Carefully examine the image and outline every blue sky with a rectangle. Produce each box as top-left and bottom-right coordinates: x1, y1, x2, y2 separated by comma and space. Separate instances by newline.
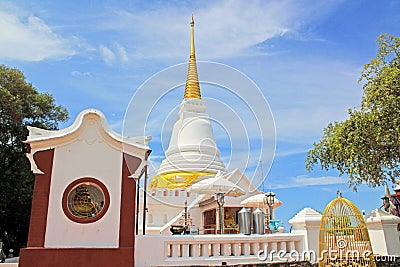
1, 0, 400, 227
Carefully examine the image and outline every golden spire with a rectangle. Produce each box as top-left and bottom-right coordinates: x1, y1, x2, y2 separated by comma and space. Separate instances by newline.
184, 14, 201, 99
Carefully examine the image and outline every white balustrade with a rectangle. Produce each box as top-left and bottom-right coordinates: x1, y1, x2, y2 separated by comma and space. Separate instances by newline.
135, 233, 305, 267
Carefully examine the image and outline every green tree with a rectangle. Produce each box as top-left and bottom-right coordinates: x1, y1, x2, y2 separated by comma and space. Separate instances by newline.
0, 65, 68, 255
306, 34, 400, 189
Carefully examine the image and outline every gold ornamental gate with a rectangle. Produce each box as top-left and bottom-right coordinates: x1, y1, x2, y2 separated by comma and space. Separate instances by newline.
319, 193, 376, 267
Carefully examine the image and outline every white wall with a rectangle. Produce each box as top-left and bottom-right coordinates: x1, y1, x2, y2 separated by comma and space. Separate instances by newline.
365, 209, 400, 256
45, 119, 122, 248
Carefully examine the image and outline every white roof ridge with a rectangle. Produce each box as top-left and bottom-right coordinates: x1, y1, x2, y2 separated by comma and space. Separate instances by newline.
26, 108, 151, 149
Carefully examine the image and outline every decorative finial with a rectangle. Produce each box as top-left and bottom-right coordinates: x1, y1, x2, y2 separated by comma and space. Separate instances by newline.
336, 190, 342, 198
385, 184, 391, 198
184, 14, 201, 99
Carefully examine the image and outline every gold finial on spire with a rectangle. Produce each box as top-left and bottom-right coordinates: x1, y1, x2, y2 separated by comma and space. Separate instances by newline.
184, 14, 201, 99
190, 14, 195, 57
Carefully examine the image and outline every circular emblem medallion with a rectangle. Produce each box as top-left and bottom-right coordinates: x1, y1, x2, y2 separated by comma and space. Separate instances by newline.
62, 178, 110, 223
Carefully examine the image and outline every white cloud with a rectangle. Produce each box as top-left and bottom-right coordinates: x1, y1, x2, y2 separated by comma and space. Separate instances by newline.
0, 11, 75, 61
98, 43, 129, 64
98, 0, 342, 59
71, 70, 91, 77
273, 175, 347, 189
115, 43, 129, 62
99, 44, 116, 65
275, 148, 308, 158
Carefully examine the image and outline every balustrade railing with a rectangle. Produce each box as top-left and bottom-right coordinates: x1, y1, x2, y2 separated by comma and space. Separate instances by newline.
135, 233, 305, 266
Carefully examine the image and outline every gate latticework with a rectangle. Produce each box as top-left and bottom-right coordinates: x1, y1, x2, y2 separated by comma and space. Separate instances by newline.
319, 194, 376, 267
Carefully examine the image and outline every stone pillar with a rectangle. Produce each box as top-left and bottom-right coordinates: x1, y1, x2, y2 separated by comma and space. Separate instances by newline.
365, 208, 400, 256
289, 207, 322, 261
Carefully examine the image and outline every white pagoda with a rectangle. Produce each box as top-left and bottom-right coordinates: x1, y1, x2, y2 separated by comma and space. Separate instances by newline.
140, 16, 262, 235
150, 15, 225, 189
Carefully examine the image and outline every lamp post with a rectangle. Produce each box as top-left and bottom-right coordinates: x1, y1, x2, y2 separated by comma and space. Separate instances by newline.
132, 171, 144, 235
134, 175, 140, 235
264, 191, 275, 234
263, 195, 269, 233
142, 151, 151, 235
216, 192, 225, 234
179, 200, 193, 234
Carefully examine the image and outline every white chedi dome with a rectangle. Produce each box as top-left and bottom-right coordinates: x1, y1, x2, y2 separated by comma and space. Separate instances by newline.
157, 98, 226, 175
149, 15, 225, 189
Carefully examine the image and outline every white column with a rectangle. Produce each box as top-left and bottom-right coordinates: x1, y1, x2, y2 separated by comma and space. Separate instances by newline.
191, 244, 199, 258
182, 244, 189, 258
250, 242, 260, 255
221, 243, 230, 256
201, 243, 209, 257
211, 243, 220, 256
171, 244, 179, 258
260, 242, 269, 256
242, 242, 250, 255
232, 243, 241, 256
269, 242, 277, 253
365, 208, 400, 256
287, 241, 295, 252
279, 241, 287, 252
289, 207, 321, 258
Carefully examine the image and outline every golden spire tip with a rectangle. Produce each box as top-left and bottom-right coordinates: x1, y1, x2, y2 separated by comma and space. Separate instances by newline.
184, 14, 201, 99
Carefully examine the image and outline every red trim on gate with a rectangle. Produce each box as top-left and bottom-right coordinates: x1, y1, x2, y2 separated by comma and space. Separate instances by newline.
27, 149, 54, 247
119, 154, 141, 247
61, 177, 110, 224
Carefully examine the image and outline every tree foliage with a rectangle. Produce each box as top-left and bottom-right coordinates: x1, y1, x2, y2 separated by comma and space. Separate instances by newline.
0, 65, 68, 254
306, 34, 400, 189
